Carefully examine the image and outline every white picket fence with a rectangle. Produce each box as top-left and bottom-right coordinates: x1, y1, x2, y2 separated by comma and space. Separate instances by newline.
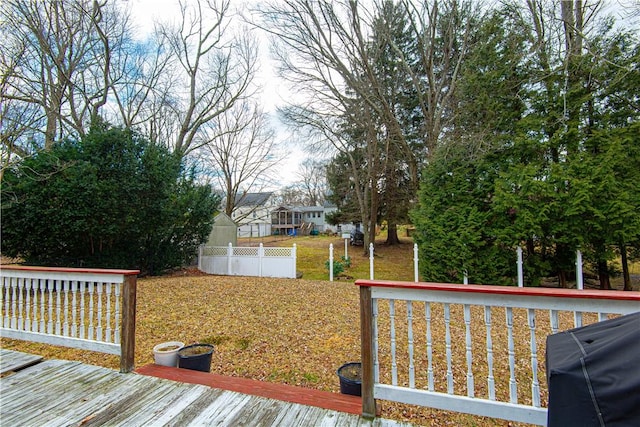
198, 243, 297, 279
330, 243, 590, 287
0, 266, 138, 372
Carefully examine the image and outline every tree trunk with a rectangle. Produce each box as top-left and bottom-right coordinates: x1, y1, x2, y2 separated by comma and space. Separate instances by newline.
558, 270, 568, 288
385, 223, 400, 245
597, 259, 612, 290
620, 242, 632, 291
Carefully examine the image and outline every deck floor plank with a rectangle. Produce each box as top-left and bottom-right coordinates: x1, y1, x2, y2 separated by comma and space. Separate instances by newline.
0, 349, 44, 374
0, 354, 414, 426
221, 395, 287, 427
159, 387, 230, 427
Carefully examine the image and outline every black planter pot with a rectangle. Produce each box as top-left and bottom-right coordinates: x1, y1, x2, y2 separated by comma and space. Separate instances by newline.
337, 362, 362, 396
177, 344, 214, 372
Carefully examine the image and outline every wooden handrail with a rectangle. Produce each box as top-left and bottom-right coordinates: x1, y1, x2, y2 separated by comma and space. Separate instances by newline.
355, 279, 640, 301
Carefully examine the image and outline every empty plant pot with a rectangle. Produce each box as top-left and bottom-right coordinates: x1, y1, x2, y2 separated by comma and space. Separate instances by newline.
153, 341, 184, 367
177, 343, 214, 372
337, 362, 362, 396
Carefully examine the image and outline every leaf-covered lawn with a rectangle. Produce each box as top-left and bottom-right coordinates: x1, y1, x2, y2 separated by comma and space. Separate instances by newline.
2, 236, 536, 426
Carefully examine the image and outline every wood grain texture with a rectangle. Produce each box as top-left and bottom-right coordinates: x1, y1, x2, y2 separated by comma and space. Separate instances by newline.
136, 363, 363, 415
0, 349, 43, 374
1, 350, 412, 427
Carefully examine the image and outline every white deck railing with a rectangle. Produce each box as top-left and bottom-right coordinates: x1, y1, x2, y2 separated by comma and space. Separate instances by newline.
0, 266, 138, 372
356, 280, 640, 425
198, 243, 297, 278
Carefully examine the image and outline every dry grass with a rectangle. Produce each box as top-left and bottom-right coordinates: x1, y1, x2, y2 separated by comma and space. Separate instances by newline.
1, 233, 632, 426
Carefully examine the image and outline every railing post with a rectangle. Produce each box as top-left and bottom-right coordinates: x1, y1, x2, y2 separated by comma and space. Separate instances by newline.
360, 285, 377, 418
344, 236, 349, 261
576, 250, 584, 290
329, 244, 334, 282
259, 243, 264, 277
120, 274, 137, 373
292, 244, 297, 279
517, 246, 524, 287
369, 243, 374, 280
413, 243, 419, 282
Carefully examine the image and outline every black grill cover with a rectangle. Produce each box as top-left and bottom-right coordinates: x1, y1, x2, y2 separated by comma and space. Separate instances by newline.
546, 311, 640, 427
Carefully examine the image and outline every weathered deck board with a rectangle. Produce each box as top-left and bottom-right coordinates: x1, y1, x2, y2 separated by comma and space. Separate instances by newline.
0, 352, 413, 426
136, 363, 363, 415
0, 349, 44, 374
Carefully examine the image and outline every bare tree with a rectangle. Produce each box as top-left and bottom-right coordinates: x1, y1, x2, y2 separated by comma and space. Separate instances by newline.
276, 158, 328, 206
107, 31, 175, 137
1, 0, 127, 149
200, 98, 283, 221
296, 158, 328, 206
0, 34, 42, 180
154, 0, 259, 158
255, 0, 480, 250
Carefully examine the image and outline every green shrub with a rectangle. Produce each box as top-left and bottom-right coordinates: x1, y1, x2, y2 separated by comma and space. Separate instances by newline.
325, 259, 345, 276
1, 121, 219, 275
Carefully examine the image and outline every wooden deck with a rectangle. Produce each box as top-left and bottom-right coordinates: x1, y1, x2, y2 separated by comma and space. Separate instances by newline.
0, 350, 413, 426
136, 364, 364, 415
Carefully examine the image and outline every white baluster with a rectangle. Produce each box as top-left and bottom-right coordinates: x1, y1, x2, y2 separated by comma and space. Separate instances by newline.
31, 279, 39, 331
464, 304, 474, 397
71, 281, 78, 337
528, 309, 540, 407
574, 311, 583, 328
445, 303, 453, 394
17, 278, 25, 330
25, 279, 32, 332
47, 280, 54, 334
506, 307, 518, 403
96, 282, 103, 341
88, 282, 95, 339
549, 310, 559, 334
390, 299, 398, 385
105, 283, 112, 342
485, 306, 495, 400
1, 277, 7, 327
80, 281, 86, 339
407, 301, 415, 388
114, 282, 121, 344
10, 278, 17, 329
63, 280, 70, 336
39, 280, 46, 333
55, 280, 62, 335
425, 302, 434, 391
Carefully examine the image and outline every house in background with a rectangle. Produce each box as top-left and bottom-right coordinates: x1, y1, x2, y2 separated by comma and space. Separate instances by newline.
232, 192, 277, 238
271, 205, 303, 236
270, 202, 355, 235
229, 192, 356, 238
